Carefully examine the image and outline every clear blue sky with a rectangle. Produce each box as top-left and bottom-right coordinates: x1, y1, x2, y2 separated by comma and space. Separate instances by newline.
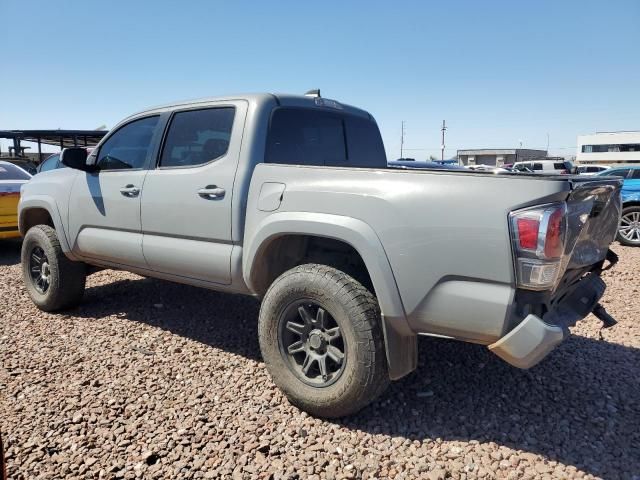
1, 0, 638, 159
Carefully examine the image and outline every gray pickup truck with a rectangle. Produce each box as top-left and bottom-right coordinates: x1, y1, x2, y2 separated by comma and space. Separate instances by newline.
18, 92, 621, 417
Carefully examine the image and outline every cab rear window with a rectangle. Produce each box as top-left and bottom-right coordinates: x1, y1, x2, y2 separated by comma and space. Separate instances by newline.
265, 108, 386, 168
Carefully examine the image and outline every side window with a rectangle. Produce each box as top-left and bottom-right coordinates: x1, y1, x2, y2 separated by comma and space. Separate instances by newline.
159, 107, 235, 168
97, 116, 159, 170
532, 163, 543, 171
40, 154, 60, 172
630, 169, 640, 179
553, 162, 565, 170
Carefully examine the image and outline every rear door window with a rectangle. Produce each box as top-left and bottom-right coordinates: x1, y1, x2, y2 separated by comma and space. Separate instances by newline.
532, 163, 543, 171
630, 169, 640, 179
265, 108, 386, 168
159, 107, 235, 168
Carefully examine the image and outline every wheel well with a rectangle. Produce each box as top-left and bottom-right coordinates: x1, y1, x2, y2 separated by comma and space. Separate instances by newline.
623, 201, 640, 209
252, 235, 374, 296
20, 208, 54, 235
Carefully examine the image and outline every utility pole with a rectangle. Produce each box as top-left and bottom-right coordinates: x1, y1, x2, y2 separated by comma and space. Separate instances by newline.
441, 120, 447, 161
400, 121, 405, 159
546, 133, 550, 153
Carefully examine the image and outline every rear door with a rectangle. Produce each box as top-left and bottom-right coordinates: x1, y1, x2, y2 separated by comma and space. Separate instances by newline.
68, 115, 161, 267
140, 101, 247, 285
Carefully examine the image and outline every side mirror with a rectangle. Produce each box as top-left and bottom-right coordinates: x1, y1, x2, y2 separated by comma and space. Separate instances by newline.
60, 147, 94, 172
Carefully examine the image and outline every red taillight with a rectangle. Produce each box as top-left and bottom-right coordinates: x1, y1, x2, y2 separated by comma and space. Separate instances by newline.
544, 207, 564, 258
517, 218, 539, 249
510, 203, 568, 290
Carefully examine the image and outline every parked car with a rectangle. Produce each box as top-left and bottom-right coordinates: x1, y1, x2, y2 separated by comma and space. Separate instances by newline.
576, 165, 610, 175
465, 164, 513, 174
0, 157, 37, 175
513, 160, 573, 174
18, 93, 622, 417
388, 159, 465, 170
0, 160, 32, 239
36, 149, 93, 174
596, 166, 640, 246
36, 153, 62, 173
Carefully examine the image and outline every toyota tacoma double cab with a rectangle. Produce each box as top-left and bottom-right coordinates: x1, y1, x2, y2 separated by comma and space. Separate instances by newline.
18, 92, 622, 417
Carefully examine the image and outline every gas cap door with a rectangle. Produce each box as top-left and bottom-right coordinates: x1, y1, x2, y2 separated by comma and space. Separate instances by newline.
258, 182, 285, 212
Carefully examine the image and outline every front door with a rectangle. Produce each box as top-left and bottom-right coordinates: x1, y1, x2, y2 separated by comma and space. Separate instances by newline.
68, 115, 161, 268
141, 102, 247, 284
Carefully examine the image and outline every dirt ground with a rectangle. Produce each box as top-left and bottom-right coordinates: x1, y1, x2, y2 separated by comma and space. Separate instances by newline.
1, 239, 638, 479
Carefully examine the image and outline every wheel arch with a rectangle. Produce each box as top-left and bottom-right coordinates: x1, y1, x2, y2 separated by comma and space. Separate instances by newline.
244, 212, 417, 380
19, 196, 73, 255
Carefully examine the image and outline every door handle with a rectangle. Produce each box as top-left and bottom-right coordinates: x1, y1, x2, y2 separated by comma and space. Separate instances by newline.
198, 185, 225, 199
120, 185, 140, 197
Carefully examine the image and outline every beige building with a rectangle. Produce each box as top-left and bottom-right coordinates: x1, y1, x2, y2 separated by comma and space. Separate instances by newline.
457, 149, 548, 167
576, 131, 640, 165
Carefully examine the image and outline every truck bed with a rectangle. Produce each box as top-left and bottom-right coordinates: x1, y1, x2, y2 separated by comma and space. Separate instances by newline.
244, 164, 621, 344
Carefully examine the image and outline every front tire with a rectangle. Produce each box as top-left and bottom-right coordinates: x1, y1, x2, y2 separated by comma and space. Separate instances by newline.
21, 225, 86, 311
617, 206, 640, 247
258, 264, 389, 418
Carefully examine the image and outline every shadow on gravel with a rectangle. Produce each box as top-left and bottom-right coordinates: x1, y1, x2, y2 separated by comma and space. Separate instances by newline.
0, 239, 21, 266
76, 276, 638, 479
77, 276, 262, 361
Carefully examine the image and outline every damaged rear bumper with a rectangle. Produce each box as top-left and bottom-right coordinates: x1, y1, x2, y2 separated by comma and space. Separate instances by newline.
488, 273, 612, 369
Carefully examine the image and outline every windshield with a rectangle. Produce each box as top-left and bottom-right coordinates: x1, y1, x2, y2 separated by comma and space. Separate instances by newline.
0, 163, 31, 181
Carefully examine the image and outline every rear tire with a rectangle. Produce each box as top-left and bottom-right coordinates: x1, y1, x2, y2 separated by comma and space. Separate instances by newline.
21, 225, 86, 311
617, 206, 640, 247
258, 264, 389, 418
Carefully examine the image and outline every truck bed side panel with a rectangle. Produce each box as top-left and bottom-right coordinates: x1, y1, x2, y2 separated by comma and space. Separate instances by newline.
244, 165, 571, 342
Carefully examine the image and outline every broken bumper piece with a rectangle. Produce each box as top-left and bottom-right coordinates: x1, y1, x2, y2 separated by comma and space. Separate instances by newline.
488, 273, 615, 369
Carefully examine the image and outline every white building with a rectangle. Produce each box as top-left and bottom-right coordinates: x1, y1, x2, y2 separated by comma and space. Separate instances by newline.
576, 131, 640, 165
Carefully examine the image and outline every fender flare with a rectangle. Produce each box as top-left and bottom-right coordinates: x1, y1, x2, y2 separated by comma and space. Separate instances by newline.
243, 211, 417, 379
19, 196, 76, 258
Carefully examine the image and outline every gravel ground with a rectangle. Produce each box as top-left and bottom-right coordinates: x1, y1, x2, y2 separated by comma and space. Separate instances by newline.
1, 240, 638, 480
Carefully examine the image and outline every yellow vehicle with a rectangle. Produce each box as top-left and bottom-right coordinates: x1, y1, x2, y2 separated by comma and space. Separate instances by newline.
0, 161, 31, 239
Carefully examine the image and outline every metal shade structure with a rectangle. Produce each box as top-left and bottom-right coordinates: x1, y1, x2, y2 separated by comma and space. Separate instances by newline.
0, 129, 108, 162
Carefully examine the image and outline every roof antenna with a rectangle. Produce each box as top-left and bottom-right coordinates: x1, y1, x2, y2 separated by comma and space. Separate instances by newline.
304, 89, 321, 98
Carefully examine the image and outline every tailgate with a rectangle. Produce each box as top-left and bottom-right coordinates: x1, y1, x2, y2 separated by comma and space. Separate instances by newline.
564, 177, 622, 269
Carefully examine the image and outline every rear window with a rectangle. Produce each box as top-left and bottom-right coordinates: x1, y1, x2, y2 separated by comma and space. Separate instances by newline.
0, 163, 31, 180
265, 108, 386, 168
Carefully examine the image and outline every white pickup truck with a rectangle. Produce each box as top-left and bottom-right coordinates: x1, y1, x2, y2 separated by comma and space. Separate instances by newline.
18, 92, 621, 417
